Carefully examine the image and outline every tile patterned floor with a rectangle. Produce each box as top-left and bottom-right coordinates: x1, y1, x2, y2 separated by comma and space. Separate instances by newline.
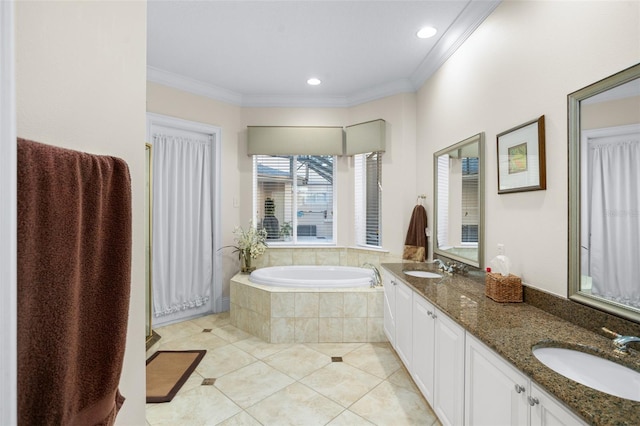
146, 313, 441, 426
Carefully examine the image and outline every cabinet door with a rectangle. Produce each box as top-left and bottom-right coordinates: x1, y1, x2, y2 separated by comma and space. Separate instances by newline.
382, 270, 396, 346
433, 309, 465, 426
394, 280, 413, 369
412, 295, 436, 405
529, 382, 586, 426
465, 333, 528, 426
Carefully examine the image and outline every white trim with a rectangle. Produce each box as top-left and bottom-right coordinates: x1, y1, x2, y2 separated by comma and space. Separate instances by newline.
146, 113, 225, 313
147, 66, 243, 106
410, 0, 501, 89
0, 1, 17, 424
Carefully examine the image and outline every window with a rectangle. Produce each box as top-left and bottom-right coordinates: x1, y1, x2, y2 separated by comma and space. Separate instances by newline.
354, 152, 382, 247
461, 157, 479, 244
254, 155, 335, 244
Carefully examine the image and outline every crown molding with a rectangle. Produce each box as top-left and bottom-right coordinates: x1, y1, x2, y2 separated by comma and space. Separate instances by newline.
409, 0, 501, 90
241, 94, 350, 108
147, 66, 244, 106
345, 79, 415, 107
148, 66, 416, 108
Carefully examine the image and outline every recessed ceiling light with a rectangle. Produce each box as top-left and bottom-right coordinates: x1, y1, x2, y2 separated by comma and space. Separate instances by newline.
307, 78, 322, 86
417, 26, 437, 39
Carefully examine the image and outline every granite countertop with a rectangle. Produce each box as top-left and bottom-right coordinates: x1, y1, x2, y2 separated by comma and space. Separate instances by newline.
381, 262, 640, 426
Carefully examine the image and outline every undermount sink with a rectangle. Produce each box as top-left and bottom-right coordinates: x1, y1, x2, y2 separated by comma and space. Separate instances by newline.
403, 270, 442, 279
532, 346, 640, 402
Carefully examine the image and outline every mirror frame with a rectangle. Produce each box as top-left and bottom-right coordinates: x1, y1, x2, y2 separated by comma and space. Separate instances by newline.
568, 63, 640, 323
433, 133, 485, 269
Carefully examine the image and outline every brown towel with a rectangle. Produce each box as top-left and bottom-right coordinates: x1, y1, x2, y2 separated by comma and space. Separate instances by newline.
403, 204, 428, 261
17, 138, 132, 426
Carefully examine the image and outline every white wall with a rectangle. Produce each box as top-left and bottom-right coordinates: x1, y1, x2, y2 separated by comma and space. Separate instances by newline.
416, 0, 640, 297
15, 2, 147, 424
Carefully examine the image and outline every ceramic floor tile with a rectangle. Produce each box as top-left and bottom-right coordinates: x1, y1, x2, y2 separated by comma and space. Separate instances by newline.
214, 361, 295, 408
304, 342, 364, 357
300, 362, 383, 407
195, 344, 258, 378
350, 381, 438, 426
232, 335, 292, 359
246, 382, 344, 426
326, 409, 375, 426
146, 313, 440, 426
145, 385, 241, 426
387, 367, 421, 395
215, 410, 262, 426
190, 312, 230, 329
210, 323, 253, 343
154, 320, 204, 344
158, 331, 229, 352
263, 344, 331, 380
342, 343, 402, 379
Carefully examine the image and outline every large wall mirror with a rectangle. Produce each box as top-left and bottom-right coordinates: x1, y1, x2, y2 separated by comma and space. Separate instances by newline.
433, 133, 485, 268
569, 63, 640, 323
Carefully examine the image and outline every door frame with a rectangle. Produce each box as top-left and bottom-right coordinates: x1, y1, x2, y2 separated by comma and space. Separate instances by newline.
1, 1, 17, 423
146, 112, 224, 313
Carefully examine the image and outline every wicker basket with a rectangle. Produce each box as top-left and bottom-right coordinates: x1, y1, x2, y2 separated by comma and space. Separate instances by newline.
485, 273, 522, 303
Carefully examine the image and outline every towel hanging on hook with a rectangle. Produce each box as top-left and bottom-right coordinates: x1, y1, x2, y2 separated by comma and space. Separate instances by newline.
404, 200, 428, 262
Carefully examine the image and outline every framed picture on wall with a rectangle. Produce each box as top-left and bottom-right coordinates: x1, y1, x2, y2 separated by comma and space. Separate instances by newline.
497, 115, 546, 194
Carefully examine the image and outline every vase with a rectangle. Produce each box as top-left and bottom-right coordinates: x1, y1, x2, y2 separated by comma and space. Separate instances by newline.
240, 250, 255, 273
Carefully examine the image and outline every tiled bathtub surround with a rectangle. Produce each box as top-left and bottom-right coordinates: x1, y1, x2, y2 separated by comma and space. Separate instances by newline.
253, 246, 404, 269
231, 274, 385, 343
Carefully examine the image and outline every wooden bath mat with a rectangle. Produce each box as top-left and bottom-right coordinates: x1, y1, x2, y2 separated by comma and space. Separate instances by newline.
146, 350, 206, 403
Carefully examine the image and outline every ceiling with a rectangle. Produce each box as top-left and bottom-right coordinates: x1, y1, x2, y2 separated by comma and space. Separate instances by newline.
147, 0, 500, 108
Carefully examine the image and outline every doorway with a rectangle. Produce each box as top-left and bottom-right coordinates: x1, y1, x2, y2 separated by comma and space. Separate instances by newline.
146, 113, 222, 327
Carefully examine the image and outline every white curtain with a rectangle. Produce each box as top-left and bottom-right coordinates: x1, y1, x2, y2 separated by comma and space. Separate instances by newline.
589, 138, 640, 308
152, 131, 213, 318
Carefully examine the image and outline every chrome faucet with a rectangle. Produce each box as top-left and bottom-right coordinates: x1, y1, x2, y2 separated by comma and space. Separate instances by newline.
434, 259, 450, 272
362, 263, 382, 288
603, 327, 640, 354
613, 335, 640, 354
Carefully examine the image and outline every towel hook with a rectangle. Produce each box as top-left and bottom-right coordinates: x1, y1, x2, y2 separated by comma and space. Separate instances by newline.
416, 194, 426, 205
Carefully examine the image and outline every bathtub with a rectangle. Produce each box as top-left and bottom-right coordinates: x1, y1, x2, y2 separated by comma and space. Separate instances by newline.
249, 265, 374, 288
230, 265, 385, 344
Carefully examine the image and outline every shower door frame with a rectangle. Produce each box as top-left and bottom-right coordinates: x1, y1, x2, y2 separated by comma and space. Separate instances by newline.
0, 1, 17, 423
146, 113, 223, 316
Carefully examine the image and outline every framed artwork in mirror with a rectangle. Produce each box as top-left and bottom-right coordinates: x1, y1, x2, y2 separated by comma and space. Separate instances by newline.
497, 115, 546, 194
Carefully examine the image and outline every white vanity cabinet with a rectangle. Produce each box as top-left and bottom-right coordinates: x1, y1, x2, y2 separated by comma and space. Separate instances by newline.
465, 333, 586, 426
382, 269, 414, 369
529, 382, 586, 426
465, 332, 529, 425
394, 279, 414, 369
382, 271, 396, 346
432, 306, 466, 426
412, 295, 436, 405
410, 287, 466, 426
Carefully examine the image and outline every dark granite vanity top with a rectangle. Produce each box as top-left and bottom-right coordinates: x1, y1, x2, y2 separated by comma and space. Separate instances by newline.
381, 262, 640, 426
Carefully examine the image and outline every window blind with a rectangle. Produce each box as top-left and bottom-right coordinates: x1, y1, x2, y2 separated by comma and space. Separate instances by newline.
355, 152, 382, 247
437, 155, 449, 248
461, 157, 479, 243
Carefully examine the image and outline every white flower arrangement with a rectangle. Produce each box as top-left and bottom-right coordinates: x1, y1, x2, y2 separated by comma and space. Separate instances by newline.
233, 222, 268, 259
